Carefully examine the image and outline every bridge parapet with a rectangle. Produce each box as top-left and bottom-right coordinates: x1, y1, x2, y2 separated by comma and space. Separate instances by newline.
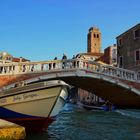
0, 59, 139, 83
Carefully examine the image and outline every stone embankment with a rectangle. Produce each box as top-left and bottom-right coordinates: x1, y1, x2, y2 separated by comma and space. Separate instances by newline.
0, 119, 26, 139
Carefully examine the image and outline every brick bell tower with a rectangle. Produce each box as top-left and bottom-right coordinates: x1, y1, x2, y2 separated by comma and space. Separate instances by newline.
87, 26, 101, 53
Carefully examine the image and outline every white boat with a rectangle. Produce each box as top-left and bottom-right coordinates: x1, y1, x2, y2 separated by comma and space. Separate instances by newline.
0, 80, 69, 132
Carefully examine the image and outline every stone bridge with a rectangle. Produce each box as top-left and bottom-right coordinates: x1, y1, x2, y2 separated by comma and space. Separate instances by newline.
0, 59, 140, 108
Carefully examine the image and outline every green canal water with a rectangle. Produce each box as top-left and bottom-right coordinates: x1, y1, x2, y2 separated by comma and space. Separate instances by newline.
26, 103, 140, 140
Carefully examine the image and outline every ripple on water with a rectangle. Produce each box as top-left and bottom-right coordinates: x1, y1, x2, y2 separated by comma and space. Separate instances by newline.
116, 109, 140, 119
26, 103, 140, 140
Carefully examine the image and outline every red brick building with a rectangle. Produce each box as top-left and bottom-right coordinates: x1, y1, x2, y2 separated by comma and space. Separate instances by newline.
103, 44, 117, 66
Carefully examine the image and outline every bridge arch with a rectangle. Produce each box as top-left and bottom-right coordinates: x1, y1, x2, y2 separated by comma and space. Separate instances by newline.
1, 59, 140, 108
31, 68, 140, 108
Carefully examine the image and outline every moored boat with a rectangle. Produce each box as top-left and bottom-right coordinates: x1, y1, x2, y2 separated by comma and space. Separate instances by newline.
0, 79, 69, 132
77, 100, 116, 111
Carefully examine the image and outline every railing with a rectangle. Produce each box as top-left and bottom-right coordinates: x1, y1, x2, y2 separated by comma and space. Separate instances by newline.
0, 59, 139, 82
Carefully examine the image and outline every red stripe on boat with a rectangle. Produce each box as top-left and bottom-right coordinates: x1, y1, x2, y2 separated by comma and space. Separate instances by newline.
6, 117, 56, 132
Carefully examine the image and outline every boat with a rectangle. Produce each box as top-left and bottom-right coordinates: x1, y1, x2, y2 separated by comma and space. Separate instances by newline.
77, 100, 116, 111
77, 89, 116, 111
0, 79, 69, 132
78, 102, 109, 111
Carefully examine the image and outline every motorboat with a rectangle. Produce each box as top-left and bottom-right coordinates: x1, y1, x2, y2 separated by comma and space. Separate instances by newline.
0, 79, 69, 132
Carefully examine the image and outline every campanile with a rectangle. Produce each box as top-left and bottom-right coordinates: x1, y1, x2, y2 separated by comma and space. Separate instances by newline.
87, 27, 101, 53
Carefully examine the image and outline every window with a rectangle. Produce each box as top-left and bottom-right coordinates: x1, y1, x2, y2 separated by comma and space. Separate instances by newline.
97, 34, 99, 38
112, 58, 116, 63
134, 29, 140, 39
118, 38, 122, 46
0, 55, 2, 60
94, 34, 96, 38
119, 56, 123, 68
135, 50, 140, 61
7, 56, 12, 61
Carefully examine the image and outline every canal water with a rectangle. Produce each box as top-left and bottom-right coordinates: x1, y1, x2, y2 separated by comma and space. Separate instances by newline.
26, 103, 140, 140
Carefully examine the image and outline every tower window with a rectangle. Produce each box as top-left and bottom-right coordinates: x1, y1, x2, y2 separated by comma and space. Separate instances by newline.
94, 34, 96, 38
97, 34, 99, 38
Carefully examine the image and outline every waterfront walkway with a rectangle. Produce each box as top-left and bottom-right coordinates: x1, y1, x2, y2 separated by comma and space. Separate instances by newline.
0, 59, 140, 107
0, 119, 25, 139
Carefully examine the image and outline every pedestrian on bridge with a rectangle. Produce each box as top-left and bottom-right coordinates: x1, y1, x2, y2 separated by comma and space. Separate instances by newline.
62, 54, 67, 69
72, 55, 76, 68
54, 57, 57, 60
53, 57, 57, 69
62, 54, 67, 60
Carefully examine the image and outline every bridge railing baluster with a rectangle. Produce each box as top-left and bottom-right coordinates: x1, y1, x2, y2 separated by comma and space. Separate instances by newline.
0, 58, 139, 83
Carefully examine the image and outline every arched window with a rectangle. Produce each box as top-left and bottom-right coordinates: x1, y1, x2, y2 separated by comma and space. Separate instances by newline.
94, 34, 96, 38
97, 34, 99, 38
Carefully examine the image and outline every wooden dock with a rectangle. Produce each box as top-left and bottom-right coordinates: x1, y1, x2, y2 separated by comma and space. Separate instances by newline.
0, 119, 26, 139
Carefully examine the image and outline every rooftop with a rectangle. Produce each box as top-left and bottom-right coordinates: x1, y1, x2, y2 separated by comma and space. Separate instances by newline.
116, 23, 140, 38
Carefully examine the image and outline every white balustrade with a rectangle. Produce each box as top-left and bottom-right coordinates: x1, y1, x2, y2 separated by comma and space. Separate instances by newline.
0, 59, 139, 82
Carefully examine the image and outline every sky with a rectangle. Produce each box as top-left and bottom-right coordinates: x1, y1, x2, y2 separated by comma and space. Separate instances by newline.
0, 0, 140, 61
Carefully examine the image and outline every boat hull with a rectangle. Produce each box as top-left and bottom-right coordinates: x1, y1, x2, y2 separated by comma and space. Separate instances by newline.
0, 80, 68, 131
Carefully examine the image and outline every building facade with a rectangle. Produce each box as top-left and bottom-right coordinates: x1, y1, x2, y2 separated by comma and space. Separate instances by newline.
103, 44, 117, 66
76, 52, 103, 61
87, 27, 101, 53
0, 51, 30, 63
0, 52, 13, 63
116, 23, 140, 72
